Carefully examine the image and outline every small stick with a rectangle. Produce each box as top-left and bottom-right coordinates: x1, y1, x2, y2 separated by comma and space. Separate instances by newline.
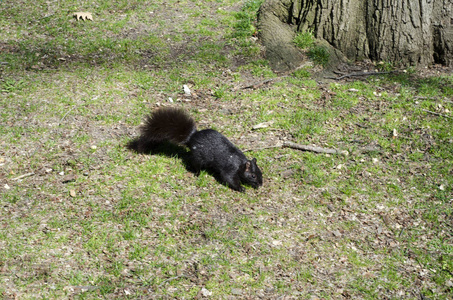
60, 106, 77, 124
242, 79, 275, 89
332, 71, 397, 80
12, 172, 35, 181
283, 141, 348, 155
158, 275, 187, 287
422, 109, 452, 119
41, 13, 55, 19
241, 75, 289, 90
244, 142, 348, 155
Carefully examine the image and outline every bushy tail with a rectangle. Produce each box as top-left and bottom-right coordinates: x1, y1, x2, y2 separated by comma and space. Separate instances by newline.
142, 107, 197, 144
127, 107, 197, 153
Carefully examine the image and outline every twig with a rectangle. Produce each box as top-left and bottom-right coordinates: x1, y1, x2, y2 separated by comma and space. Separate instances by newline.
158, 275, 187, 287
422, 109, 453, 119
244, 142, 348, 155
60, 106, 77, 124
60, 96, 98, 124
241, 75, 289, 90
12, 172, 35, 181
72, 286, 99, 292
242, 79, 275, 89
283, 141, 348, 155
41, 13, 55, 19
331, 71, 397, 80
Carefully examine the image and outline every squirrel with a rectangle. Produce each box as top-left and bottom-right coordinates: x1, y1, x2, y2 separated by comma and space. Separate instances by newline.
128, 107, 263, 192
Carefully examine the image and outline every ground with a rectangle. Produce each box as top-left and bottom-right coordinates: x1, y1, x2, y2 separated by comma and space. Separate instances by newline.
0, 0, 452, 299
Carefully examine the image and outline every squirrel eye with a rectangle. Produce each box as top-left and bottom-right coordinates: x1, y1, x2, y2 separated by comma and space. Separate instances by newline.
251, 174, 256, 179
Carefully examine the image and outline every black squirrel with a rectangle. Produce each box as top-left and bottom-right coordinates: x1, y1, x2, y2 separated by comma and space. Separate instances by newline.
128, 107, 263, 192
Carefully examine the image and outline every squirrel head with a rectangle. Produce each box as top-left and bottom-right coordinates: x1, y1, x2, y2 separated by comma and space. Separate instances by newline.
240, 158, 263, 189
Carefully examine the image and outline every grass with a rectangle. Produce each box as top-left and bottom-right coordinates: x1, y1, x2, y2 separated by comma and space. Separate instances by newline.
293, 30, 315, 50
294, 30, 330, 66
307, 45, 330, 66
1, 0, 453, 299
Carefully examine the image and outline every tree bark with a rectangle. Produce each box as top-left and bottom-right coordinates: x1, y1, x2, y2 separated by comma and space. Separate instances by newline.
258, 0, 453, 70
257, 0, 305, 71
432, 0, 453, 66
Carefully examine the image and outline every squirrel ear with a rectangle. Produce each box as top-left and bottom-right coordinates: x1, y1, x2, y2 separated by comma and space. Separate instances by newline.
245, 160, 251, 172
252, 158, 257, 163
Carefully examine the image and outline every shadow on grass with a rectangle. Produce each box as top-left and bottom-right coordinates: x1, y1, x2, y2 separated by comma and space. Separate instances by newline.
126, 138, 236, 190
386, 72, 453, 95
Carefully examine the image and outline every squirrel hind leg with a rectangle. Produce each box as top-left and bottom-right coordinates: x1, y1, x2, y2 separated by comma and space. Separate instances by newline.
187, 154, 207, 176
188, 161, 202, 176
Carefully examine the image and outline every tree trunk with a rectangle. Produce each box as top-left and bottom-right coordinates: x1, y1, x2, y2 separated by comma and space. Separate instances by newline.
257, 0, 306, 72
258, 0, 453, 71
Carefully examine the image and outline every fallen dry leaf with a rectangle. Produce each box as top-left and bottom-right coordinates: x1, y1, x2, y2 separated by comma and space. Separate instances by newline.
252, 121, 274, 130
73, 12, 93, 21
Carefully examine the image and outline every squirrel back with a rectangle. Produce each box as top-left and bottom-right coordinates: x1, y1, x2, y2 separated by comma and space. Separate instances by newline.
128, 107, 263, 192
